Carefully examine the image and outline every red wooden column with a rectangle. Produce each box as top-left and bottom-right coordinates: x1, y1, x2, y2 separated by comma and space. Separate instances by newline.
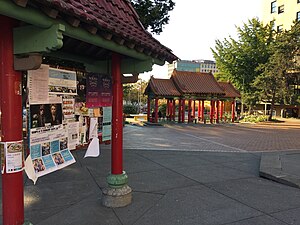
216, 100, 220, 123
147, 97, 151, 122
231, 99, 236, 122
0, 16, 24, 225
201, 100, 205, 122
181, 99, 185, 123
169, 100, 173, 121
188, 99, 192, 123
198, 100, 201, 121
210, 100, 214, 124
220, 101, 224, 121
172, 99, 176, 121
111, 53, 124, 175
193, 100, 196, 120
178, 99, 181, 123
154, 98, 158, 123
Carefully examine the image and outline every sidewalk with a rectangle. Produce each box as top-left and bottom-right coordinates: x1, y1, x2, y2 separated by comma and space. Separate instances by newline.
1, 121, 300, 225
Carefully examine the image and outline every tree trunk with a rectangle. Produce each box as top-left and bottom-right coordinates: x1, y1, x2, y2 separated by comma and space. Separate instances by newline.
268, 91, 276, 121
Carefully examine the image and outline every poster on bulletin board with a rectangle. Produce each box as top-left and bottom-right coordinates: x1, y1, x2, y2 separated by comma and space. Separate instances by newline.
86, 73, 112, 108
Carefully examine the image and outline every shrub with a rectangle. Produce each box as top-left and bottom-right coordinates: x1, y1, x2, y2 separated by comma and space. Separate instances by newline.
123, 104, 138, 115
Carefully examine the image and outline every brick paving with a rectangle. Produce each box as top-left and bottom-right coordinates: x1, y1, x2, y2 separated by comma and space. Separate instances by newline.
124, 119, 300, 153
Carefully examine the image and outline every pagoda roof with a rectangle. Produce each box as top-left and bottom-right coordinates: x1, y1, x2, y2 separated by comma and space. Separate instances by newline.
218, 82, 241, 98
145, 70, 241, 99
171, 70, 225, 95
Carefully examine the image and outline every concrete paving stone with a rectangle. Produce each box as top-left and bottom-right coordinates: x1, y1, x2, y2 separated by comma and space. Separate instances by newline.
114, 192, 164, 225
133, 185, 261, 225
24, 179, 100, 213
208, 177, 300, 214
173, 163, 255, 184
220, 159, 261, 176
33, 193, 122, 225
227, 215, 287, 225
136, 151, 213, 169
198, 152, 260, 164
125, 168, 199, 193
281, 153, 300, 177
271, 207, 300, 225
122, 153, 164, 173
25, 165, 94, 186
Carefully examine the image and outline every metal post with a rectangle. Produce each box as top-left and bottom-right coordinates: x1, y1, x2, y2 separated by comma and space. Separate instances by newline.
0, 15, 24, 225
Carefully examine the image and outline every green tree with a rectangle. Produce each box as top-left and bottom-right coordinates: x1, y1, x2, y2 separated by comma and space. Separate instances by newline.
212, 18, 274, 108
254, 22, 300, 120
131, 0, 175, 34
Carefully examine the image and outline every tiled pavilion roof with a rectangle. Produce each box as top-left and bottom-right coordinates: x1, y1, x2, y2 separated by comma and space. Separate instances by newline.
145, 70, 241, 99
145, 76, 181, 97
171, 70, 225, 95
9, 0, 177, 63
218, 82, 241, 98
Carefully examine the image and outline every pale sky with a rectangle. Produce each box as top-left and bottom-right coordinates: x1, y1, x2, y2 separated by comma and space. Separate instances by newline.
140, 0, 263, 80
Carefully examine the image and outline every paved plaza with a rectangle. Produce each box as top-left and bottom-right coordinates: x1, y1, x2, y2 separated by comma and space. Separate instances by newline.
1, 120, 300, 224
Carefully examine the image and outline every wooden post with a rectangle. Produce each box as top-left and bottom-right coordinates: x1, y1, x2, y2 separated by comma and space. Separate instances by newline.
0, 16, 24, 225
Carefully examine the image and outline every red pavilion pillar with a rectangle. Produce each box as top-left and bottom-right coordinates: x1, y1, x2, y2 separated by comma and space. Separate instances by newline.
193, 100, 196, 121
103, 52, 132, 207
198, 100, 201, 121
172, 99, 176, 121
201, 100, 205, 122
0, 16, 24, 225
188, 99, 192, 123
210, 100, 214, 124
178, 99, 181, 123
181, 99, 185, 123
154, 98, 158, 123
220, 101, 224, 122
216, 100, 220, 123
147, 97, 151, 122
231, 99, 236, 122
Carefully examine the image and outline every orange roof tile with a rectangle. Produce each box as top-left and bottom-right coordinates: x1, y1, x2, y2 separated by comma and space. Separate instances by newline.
218, 82, 241, 98
171, 70, 225, 95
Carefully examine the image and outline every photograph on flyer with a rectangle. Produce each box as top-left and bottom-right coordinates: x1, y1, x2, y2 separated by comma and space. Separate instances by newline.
30, 103, 63, 128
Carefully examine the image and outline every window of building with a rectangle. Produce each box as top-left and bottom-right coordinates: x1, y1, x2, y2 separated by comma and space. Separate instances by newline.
277, 25, 283, 32
297, 11, 300, 21
271, 1, 277, 13
278, 5, 284, 14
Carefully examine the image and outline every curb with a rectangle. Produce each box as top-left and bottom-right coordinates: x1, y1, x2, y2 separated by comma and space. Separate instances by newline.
259, 152, 300, 189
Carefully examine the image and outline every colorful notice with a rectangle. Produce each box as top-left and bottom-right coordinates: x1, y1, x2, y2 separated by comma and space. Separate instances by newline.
5, 140, 23, 173
29, 126, 76, 177
86, 73, 112, 107
102, 107, 112, 141
49, 67, 77, 95
62, 98, 75, 120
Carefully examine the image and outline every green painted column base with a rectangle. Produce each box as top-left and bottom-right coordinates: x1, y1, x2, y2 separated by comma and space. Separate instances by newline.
106, 171, 128, 188
102, 171, 132, 208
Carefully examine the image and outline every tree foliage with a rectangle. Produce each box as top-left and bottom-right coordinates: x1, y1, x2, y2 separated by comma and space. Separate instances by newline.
211, 18, 274, 107
212, 19, 300, 120
254, 22, 300, 120
131, 0, 175, 34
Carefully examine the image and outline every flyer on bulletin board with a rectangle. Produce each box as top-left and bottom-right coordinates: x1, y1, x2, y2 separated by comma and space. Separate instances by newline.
5, 140, 24, 173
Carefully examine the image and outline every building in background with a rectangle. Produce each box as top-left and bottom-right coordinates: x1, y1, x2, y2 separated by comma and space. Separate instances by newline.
262, 0, 300, 31
168, 59, 218, 77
